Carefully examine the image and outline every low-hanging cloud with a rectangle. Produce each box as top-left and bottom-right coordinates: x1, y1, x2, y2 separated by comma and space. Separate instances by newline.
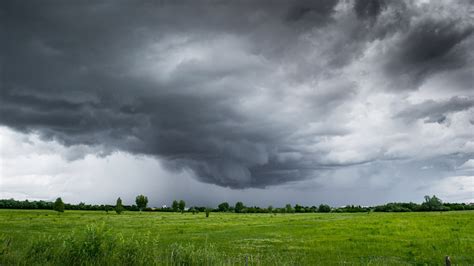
1, 0, 473, 189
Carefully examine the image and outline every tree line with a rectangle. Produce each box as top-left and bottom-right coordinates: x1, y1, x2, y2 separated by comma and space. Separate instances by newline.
0, 195, 472, 213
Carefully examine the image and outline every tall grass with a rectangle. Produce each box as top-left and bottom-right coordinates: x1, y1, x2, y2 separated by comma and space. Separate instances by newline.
16, 224, 160, 265
1, 224, 302, 265
2, 224, 248, 265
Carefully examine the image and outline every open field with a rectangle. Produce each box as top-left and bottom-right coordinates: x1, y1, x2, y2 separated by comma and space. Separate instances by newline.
0, 210, 473, 265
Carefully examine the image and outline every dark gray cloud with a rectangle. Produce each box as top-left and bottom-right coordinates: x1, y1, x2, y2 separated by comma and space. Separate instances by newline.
1, 0, 473, 189
354, 0, 386, 20
286, 0, 338, 22
384, 11, 473, 89
396, 96, 474, 124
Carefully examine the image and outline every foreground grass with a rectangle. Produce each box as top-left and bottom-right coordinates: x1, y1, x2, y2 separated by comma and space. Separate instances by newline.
0, 210, 472, 265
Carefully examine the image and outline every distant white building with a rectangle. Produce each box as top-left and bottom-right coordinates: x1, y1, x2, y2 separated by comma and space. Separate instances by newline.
162, 205, 167, 208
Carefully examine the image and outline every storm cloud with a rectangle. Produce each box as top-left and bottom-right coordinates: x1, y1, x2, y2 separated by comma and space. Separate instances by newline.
1, 0, 473, 192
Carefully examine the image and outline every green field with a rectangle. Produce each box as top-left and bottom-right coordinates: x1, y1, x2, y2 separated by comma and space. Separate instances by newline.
0, 210, 473, 265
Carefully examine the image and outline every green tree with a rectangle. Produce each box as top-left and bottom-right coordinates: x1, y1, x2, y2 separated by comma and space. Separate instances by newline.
172, 200, 179, 212
318, 204, 331, 213
53, 197, 64, 213
218, 202, 229, 212
178, 200, 186, 213
235, 202, 244, 213
135, 195, 148, 211
294, 204, 304, 213
421, 195, 444, 211
268, 205, 273, 213
205, 208, 210, 218
115, 197, 124, 214
285, 204, 294, 213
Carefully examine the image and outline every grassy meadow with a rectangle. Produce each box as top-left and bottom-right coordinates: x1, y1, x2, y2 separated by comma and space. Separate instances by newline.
0, 209, 473, 265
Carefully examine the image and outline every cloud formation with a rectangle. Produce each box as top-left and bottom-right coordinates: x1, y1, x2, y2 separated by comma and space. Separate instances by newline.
1, 0, 473, 190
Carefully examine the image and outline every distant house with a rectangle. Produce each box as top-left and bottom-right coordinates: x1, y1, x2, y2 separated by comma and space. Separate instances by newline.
162, 205, 167, 208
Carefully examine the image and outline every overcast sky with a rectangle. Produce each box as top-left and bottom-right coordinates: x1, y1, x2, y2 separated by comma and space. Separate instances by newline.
1, 0, 473, 207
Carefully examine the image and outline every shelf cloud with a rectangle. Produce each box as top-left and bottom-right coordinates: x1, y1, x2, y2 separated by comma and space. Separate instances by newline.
1, 0, 473, 198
